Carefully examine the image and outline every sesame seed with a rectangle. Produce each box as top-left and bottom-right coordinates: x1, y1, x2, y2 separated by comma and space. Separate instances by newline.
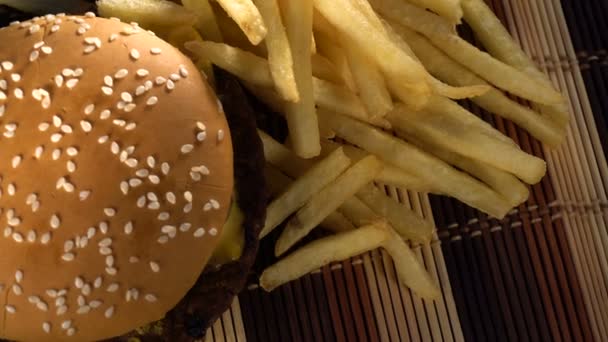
136, 69, 149, 77
0, 105, 4, 118
161, 225, 176, 235
40, 232, 51, 244
99, 222, 109, 234
157, 212, 170, 221
28, 295, 40, 303
209, 227, 218, 236
51, 24, 60, 33
181, 144, 194, 154
2, 61, 14, 70
43, 322, 51, 333
90, 300, 102, 308
137, 196, 146, 208
50, 214, 60, 229
29, 50, 40, 62
146, 96, 158, 106
190, 172, 201, 181
7, 183, 16, 196
218, 129, 225, 142
110, 142, 120, 154
130, 49, 140, 60
114, 119, 126, 127
29, 24, 40, 34
67, 328, 76, 336
61, 320, 72, 330
12, 283, 22, 295
82, 283, 92, 296
124, 103, 136, 112
145, 294, 158, 302
105, 306, 115, 318
62, 253, 75, 261
107, 283, 119, 293
12, 155, 22, 168
34, 41, 45, 49
99, 109, 111, 120
125, 158, 138, 168
37, 301, 49, 311
104, 208, 116, 217
99, 247, 112, 255
79, 190, 91, 201
155, 76, 166, 85
144, 80, 153, 90
194, 228, 206, 238
84, 45, 96, 54
179, 223, 191, 232
77, 26, 87, 35
109, 33, 118, 42
115, 69, 128, 79
54, 75, 64, 87
135, 169, 149, 177
98, 135, 109, 144
67, 160, 76, 173
41, 46, 53, 54
105, 267, 117, 275
27, 230, 36, 242
15, 270, 23, 283
52, 149, 62, 160
161, 193, 175, 206
60, 124, 73, 134
129, 178, 143, 187
184, 203, 193, 213
67, 147, 78, 156
14, 88, 24, 99
5, 305, 16, 314
77, 306, 90, 315
11, 73, 21, 82
105, 255, 114, 267
0, 91, 6, 100
148, 175, 160, 184
0, 80, 6, 90
3, 227, 12, 237
84, 103, 95, 115
78, 236, 88, 248
12, 232, 23, 243
56, 305, 67, 315
66, 78, 79, 89
179, 65, 189, 77
150, 48, 162, 55
8, 217, 20, 226
166, 79, 175, 91
157, 235, 169, 244
51, 133, 63, 143
64, 240, 74, 252
148, 202, 160, 210
170, 73, 181, 82
121, 92, 133, 103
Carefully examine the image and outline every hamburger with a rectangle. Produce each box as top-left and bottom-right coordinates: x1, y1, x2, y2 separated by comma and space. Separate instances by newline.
0, 11, 266, 341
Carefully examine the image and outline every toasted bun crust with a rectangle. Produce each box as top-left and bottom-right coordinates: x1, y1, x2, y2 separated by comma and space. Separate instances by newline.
0, 14, 233, 341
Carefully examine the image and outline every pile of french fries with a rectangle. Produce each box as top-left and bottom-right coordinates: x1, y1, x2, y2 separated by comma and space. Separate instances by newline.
98, 0, 568, 299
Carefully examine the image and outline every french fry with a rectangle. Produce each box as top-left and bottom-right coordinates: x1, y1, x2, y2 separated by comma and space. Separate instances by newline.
261, 148, 352, 238
260, 222, 390, 291
312, 53, 347, 85
357, 184, 434, 243
404, 134, 530, 208
265, 165, 356, 233
371, 0, 563, 105
256, 0, 299, 102
320, 139, 434, 193
402, 0, 463, 25
182, 0, 223, 42
460, 0, 569, 125
313, 0, 431, 108
394, 24, 565, 147
320, 211, 358, 233
382, 229, 441, 299
97, 0, 196, 27
387, 102, 547, 184
212, 1, 267, 55
216, 0, 267, 45
264, 165, 293, 197
314, 82, 391, 129
337, 197, 440, 299
343, 41, 394, 118
319, 110, 512, 218
279, 0, 321, 158
258, 130, 311, 177
185, 41, 273, 86
275, 156, 383, 255
313, 28, 357, 91
381, 21, 490, 100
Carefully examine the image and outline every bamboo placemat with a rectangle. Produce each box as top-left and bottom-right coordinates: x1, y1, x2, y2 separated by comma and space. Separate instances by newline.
202, 0, 608, 341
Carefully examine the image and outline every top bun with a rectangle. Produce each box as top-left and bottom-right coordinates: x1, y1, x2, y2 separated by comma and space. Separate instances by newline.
0, 13, 233, 341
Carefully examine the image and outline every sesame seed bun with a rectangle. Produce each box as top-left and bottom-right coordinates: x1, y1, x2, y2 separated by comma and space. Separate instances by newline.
0, 14, 234, 341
